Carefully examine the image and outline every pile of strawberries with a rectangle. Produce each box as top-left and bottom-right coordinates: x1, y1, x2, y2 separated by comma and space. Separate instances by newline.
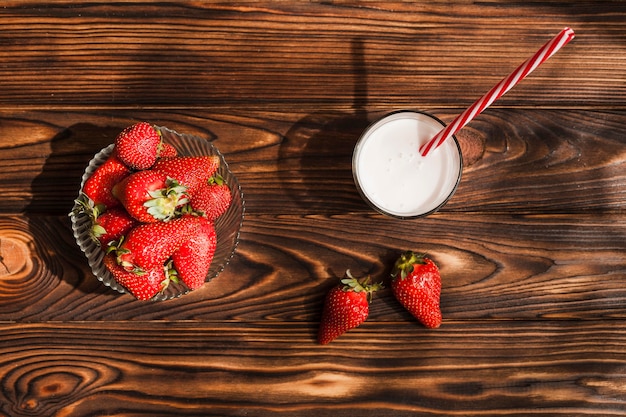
318, 251, 442, 344
74, 122, 232, 300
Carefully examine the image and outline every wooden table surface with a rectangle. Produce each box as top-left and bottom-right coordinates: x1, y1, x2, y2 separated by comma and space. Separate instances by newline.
2, 1, 626, 416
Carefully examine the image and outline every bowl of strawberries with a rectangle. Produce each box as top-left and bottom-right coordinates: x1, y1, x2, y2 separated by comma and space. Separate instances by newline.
70, 122, 244, 301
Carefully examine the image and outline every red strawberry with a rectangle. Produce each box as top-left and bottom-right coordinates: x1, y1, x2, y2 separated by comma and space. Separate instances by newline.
82, 152, 130, 208
114, 215, 200, 272
103, 254, 169, 300
158, 142, 178, 158
189, 174, 232, 220
91, 206, 138, 248
390, 251, 442, 329
317, 271, 383, 345
171, 216, 217, 290
112, 170, 188, 223
153, 155, 220, 193
115, 122, 162, 170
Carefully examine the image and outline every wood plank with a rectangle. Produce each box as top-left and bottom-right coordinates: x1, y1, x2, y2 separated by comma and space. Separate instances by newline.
4, 212, 626, 322
0, 321, 624, 416
0, 2, 623, 110
1, 3, 623, 416
1, 109, 625, 215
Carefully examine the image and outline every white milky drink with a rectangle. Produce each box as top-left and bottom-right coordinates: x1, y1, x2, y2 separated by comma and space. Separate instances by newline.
352, 111, 462, 218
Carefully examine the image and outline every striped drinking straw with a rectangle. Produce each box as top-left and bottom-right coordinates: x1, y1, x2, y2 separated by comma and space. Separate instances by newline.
420, 27, 576, 157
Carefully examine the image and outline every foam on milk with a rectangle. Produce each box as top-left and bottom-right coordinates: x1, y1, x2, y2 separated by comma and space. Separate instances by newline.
353, 111, 462, 218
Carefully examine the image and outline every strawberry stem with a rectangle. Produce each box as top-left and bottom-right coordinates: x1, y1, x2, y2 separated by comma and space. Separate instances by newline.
391, 251, 427, 280
341, 269, 383, 302
72, 196, 110, 244
208, 174, 225, 186
143, 178, 189, 221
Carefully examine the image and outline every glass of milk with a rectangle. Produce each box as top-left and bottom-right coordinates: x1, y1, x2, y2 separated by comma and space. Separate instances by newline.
352, 110, 462, 218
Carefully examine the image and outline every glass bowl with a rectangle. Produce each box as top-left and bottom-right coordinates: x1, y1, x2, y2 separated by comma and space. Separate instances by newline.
70, 126, 244, 300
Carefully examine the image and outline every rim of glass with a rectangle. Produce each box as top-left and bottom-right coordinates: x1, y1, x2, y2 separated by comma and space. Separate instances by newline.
352, 109, 463, 219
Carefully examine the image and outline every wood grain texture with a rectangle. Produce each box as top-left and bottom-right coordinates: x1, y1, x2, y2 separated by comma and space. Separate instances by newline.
3, 211, 626, 322
1, 109, 626, 215
1, 321, 626, 417
1, 2, 625, 415
0, 1, 624, 110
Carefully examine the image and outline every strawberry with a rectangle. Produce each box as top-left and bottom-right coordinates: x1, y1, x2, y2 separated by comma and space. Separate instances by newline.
91, 206, 138, 248
112, 170, 188, 223
171, 216, 217, 290
82, 152, 130, 208
153, 155, 220, 193
72, 199, 137, 248
390, 251, 442, 329
317, 271, 383, 345
113, 215, 200, 272
158, 142, 178, 158
103, 253, 169, 300
115, 122, 162, 170
189, 174, 232, 220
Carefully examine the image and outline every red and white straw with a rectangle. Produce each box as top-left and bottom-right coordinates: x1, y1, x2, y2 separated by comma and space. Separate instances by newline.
420, 27, 575, 157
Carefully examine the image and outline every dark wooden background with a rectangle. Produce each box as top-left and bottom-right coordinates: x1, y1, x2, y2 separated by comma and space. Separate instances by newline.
1, 1, 626, 416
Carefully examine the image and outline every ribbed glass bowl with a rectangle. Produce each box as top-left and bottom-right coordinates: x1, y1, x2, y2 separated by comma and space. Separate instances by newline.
70, 126, 244, 300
